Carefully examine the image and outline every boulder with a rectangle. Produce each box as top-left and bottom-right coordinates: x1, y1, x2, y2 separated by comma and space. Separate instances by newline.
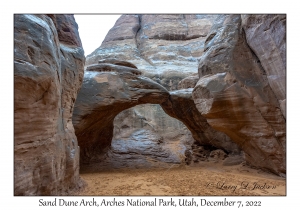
177, 73, 199, 89
209, 149, 228, 161
223, 154, 245, 166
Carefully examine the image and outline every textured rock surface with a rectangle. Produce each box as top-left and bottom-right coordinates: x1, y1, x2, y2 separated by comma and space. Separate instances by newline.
178, 73, 199, 89
86, 14, 218, 90
209, 149, 228, 161
241, 15, 286, 118
113, 104, 189, 140
73, 62, 239, 164
81, 15, 244, 166
72, 64, 170, 163
93, 127, 193, 170
14, 14, 85, 195
98, 58, 138, 69
110, 104, 196, 169
161, 89, 240, 153
192, 15, 286, 175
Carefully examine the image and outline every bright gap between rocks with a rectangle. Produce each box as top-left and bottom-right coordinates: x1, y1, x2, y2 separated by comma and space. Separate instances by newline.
74, 15, 121, 56
97, 104, 195, 170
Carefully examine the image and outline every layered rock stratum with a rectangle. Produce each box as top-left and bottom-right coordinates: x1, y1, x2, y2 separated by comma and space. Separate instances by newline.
78, 14, 240, 166
192, 15, 286, 175
14, 14, 85, 195
86, 14, 218, 90
72, 63, 239, 164
241, 14, 286, 118
82, 14, 286, 176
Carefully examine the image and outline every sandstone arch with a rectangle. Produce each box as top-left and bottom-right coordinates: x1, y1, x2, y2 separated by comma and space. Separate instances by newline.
72, 63, 240, 164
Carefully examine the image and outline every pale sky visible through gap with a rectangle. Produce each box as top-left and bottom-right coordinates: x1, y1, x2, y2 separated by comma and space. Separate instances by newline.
74, 15, 121, 56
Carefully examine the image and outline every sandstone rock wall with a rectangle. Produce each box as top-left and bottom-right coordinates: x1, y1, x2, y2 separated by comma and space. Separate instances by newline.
14, 14, 85, 195
113, 104, 188, 140
192, 15, 286, 175
75, 14, 286, 176
241, 15, 286, 118
110, 105, 194, 168
162, 89, 240, 154
72, 64, 170, 163
74, 15, 250, 168
73, 63, 241, 164
86, 14, 218, 90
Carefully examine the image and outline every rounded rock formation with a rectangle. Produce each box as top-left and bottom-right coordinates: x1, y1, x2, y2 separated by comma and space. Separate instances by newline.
14, 14, 85, 195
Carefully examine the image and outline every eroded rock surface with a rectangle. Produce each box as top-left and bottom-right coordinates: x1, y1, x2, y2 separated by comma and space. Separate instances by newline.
178, 73, 199, 89
77, 15, 243, 166
109, 104, 195, 169
73, 61, 240, 166
14, 14, 85, 195
241, 14, 286, 118
192, 15, 286, 175
162, 89, 240, 154
86, 14, 218, 90
72, 64, 170, 163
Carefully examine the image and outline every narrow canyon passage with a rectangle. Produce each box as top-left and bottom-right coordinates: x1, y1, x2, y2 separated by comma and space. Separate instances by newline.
13, 14, 286, 197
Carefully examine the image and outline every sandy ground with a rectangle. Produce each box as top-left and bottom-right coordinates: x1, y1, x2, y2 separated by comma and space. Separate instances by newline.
75, 162, 285, 196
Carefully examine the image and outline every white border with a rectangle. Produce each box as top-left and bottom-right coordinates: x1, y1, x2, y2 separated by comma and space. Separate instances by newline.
3, 0, 296, 209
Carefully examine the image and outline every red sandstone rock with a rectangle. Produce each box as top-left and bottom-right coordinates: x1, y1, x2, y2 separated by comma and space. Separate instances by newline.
86, 14, 218, 90
192, 15, 286, 176
75, 15, 243, 167
72, 64, 170, 163
161, 89, 240, 154
241, 15, 286, 118
14, 14, 85, 195
72, 63, 240, 164
98, 58, 138, 69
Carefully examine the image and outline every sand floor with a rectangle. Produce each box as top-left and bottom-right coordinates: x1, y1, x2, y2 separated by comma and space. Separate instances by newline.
75, 162, 286, 196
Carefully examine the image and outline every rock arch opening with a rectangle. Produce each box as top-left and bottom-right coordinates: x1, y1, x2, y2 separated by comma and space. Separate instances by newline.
106, 104, 195, 170
72, 63, 241, 170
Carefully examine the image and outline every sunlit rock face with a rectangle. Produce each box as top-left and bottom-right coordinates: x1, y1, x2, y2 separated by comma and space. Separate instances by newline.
192, 15, 286, 176
14, 14, 85, 195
